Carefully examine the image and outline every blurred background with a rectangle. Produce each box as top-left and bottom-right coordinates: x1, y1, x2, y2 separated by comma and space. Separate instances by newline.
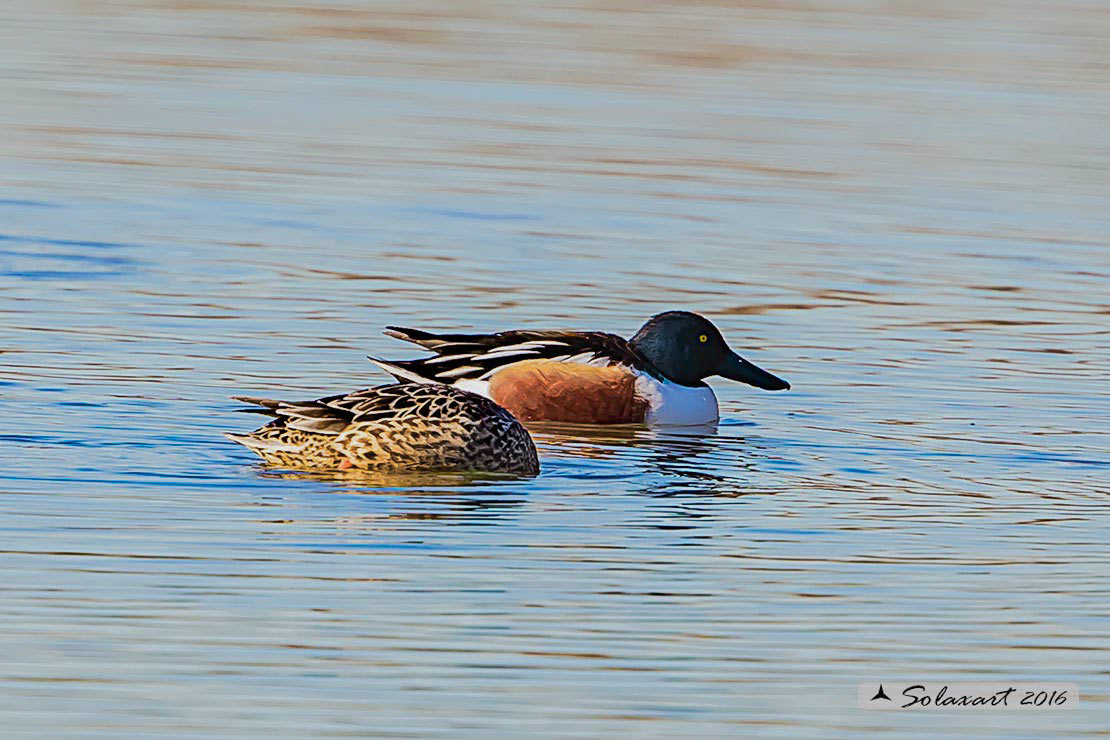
1, 1, 1107, 738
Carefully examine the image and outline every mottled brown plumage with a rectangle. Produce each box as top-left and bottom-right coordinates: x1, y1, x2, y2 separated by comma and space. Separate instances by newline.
225, 383, 538, 475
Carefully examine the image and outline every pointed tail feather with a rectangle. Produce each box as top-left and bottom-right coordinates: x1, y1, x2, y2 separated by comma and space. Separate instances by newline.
367, 356, 438, 384
384, 326, 453, 350
229, 396, 283, 417
223, 431, 299, 453
385, 325, 511, 354
231, 395, 283, 409
233, 406, 281, 416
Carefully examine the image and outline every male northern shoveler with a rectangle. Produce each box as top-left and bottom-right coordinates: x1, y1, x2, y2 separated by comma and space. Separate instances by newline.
225, 383, 539, 475
372, 310, 790, 426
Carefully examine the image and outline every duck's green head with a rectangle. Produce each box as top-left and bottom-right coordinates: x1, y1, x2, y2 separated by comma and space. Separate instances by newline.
630, 311, 790, 390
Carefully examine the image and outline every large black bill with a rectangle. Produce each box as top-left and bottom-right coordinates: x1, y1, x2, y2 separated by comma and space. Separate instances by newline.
717, 351, 790, 391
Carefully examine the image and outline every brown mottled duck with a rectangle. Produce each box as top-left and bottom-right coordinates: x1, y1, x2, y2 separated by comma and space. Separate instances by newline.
225, 383, 538, 475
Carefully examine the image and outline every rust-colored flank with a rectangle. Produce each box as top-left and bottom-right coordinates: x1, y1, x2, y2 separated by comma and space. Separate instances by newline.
489, 359, 648, 424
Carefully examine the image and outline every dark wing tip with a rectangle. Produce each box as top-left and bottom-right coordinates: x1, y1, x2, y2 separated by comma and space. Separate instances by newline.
231, 395, 282, 409
384, 325, 436, 340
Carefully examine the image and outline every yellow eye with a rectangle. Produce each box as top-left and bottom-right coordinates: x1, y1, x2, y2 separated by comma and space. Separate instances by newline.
699, 334, 708, 343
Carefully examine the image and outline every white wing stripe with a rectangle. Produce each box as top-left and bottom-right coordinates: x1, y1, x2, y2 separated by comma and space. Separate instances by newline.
482, 342, 564, 354
565, 352, 611, 366
425, 353, 474, 365
473, 351, 621, 380
436, 365, 484, 379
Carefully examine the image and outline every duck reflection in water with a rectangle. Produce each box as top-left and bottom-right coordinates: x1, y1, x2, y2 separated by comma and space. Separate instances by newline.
525, 419, 770, 498
255, 467, 530, 521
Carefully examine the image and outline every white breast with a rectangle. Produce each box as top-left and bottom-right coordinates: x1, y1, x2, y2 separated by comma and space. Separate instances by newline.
634, 375, 719, 426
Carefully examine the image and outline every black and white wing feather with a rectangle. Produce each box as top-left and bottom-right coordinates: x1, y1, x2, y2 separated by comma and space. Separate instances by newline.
374, 327, 659, 384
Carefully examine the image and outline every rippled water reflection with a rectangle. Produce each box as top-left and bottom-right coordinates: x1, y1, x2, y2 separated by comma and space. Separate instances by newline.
2, 0, 1108, 737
